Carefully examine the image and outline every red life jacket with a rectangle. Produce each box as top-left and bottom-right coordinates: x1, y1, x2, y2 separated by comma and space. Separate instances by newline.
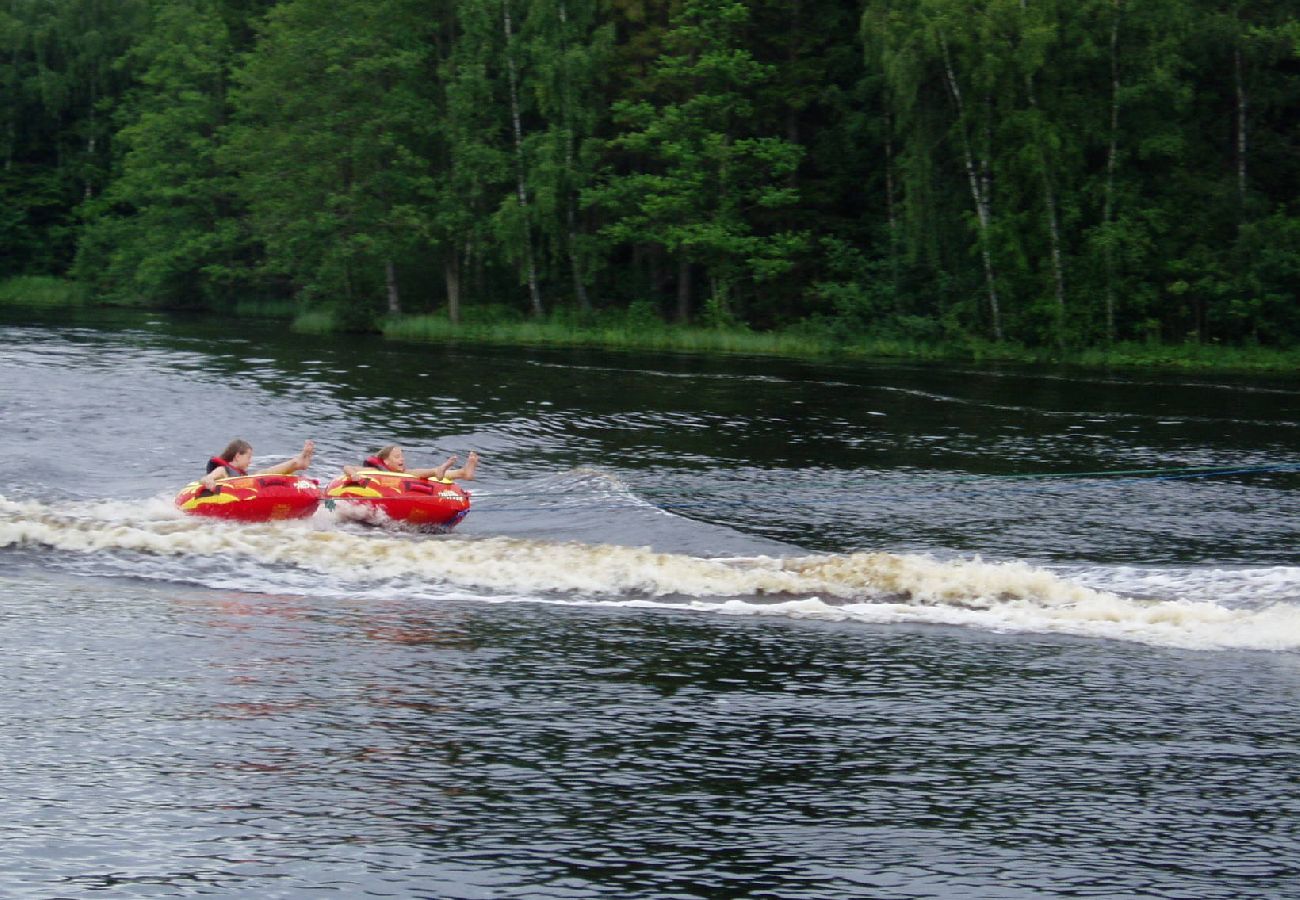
207, 456, 248, 477
364, 455, 393, 472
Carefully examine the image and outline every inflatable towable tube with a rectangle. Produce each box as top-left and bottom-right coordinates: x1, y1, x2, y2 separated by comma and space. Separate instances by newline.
175, 475, 322, 521
324, 469, 471, 530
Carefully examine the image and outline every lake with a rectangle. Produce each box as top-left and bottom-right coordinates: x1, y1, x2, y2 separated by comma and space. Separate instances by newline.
2, 306, 1299, 899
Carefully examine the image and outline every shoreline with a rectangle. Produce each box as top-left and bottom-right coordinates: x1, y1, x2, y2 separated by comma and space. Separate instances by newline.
374, 314, 1300, 376
3, 277, 1298, 376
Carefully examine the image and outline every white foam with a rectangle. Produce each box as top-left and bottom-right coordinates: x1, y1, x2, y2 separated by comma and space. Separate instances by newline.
1, 495, 1297, 652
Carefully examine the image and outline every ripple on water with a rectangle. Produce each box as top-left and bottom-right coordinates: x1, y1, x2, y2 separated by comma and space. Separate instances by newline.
19, 579, 1300, 899
2, 317, 1300, 898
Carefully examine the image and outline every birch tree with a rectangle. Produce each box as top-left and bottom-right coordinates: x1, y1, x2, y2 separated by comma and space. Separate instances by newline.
522, 0, 611, 313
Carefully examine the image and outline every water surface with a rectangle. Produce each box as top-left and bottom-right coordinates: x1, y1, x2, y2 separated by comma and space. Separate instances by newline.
2, 307, 1298, 898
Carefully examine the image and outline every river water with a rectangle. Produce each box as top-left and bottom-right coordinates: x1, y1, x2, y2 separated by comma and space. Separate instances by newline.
2, 306, 1299, 899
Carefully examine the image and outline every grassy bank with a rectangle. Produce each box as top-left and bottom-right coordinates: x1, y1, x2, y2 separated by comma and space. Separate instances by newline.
378, 308, 1030, 362
381, 312, 837, 357
5, 278, 1296, 374
379, 311, 1300, 375
0, 277, 308, 318
1068, 342, 1300, 373
0, 276, 88, 307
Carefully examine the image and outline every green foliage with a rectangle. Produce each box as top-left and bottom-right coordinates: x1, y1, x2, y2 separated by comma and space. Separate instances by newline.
291, 308, 341, 333
518, 0, 612, 310
0, 0, 1296, 357
624, 299, 665, 333
224, 0, 440, 316
0, 165, 76, 276
586, 0, 808, 323
0, 0, 148, 274
73, 0, 246, 307
377, 307, 1300, 372
1227, 210, 1300, 346
0, 276, 87, 306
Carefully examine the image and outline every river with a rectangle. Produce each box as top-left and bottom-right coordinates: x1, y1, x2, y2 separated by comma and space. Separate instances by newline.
2, 306, 1299, 899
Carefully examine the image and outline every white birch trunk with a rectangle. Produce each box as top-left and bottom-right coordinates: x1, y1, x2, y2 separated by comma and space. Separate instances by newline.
1023, 71, 1066, 344
939, 31, 1002, 341
385, 259, 401, 315
676, 258, 691, 323
556, 0, 591, 313
1102, 2, 1122, 343
884, 110, 900, 297
445, 248, 461, 325
502, 0, 543, 317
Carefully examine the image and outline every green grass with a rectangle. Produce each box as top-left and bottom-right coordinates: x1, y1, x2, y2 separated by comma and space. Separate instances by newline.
7, 279, 1295, 374
380, 313, 1030, 363
379, 311, 1300, 374
380, 311, 947, 358
1069, 341, 1300, 373
0, 276, 88, 307
291, 308, 342, 334
382, 313, 829, 356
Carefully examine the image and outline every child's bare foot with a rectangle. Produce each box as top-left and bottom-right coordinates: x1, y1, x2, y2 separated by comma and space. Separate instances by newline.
461, 450, 479, 481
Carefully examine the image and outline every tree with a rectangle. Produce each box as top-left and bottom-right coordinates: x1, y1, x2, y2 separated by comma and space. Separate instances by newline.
431, 0, 512, 322
865, 0, 1011, 340
520, 0, 612, 313
0, 0, 147, 274
225, 0, 438, 322
73, 0, 246, 306
588, 0, 805, 324
499, 0, 543, 315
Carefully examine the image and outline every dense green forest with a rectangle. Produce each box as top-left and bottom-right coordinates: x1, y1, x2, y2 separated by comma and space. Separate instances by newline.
3, 0, 1298, 349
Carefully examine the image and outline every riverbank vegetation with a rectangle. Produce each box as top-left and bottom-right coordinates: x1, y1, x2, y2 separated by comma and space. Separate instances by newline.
0, 276, 86, 307
378, 310, 1300, 372
2, 0, 1297, 366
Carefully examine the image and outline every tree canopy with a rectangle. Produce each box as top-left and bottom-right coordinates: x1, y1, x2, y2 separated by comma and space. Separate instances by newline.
2, 0, 1298, 348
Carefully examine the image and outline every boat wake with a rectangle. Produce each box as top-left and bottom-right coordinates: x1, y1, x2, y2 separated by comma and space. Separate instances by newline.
1, 495, 1298, 652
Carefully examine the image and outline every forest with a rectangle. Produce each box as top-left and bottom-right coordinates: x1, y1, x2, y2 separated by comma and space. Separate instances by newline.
2, 0, 1299, 350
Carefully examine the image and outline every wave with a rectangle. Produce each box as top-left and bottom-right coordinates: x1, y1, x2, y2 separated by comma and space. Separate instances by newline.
1, 495, 1297, 652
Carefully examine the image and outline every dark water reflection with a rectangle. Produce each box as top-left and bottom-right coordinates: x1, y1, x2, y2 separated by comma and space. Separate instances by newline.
4, 572, 1299, 899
